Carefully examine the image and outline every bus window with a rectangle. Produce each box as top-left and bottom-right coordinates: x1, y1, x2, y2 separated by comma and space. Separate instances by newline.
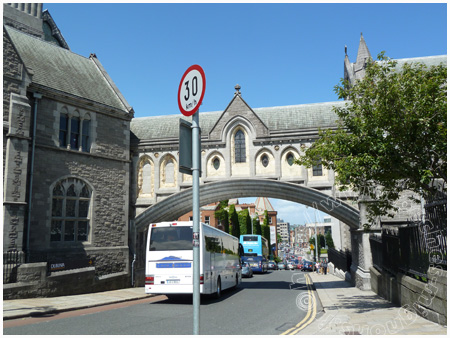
149, 226, 193, 251
242, 236, 258, 242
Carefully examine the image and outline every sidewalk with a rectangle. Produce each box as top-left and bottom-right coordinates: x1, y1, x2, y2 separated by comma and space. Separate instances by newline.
3, 287, 154, 320
300, 272, 447, 335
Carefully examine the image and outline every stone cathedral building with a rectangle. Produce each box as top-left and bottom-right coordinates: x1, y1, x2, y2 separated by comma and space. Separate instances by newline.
3, 4, 134, 297
3, 4, 446, 297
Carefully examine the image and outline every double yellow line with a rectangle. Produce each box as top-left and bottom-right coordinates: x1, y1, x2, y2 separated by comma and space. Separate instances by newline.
281, 273, 317, 335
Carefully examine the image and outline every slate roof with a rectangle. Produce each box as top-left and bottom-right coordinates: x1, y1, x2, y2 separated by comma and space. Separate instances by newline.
5, 26, 131, 113
131, 101, 344, 141
130, 54, 447, 142
392, 55, 447, 69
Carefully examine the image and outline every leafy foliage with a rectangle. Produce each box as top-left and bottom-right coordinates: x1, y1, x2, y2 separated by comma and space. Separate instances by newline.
297, 53, 447, 225
238, 209, 252, 234
309, 233, 325, 249
253, 217, 262, 235
214, 200, 229, 233
262, 210, 271, 245
325, 231, 335, 249
228, 204, 240, 238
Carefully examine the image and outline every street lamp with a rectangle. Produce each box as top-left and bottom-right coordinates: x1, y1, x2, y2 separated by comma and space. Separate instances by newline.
313, 207, 319, 266
306, 206, 319, 266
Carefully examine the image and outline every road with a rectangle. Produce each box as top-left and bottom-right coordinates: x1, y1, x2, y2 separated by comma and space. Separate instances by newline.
4, 270, 315, 335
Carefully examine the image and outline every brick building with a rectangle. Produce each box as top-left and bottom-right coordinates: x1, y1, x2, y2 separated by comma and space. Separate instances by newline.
177, 197, 278, 237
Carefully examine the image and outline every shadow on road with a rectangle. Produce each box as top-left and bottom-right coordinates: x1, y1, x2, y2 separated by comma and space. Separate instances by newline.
155, 284, 244, 305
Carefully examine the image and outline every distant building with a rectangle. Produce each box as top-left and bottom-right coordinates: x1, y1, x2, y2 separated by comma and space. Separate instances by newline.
178, 197, 278, 242
277, 219, 290, 244
305, 215, 341, 250
177, 202, 222, 229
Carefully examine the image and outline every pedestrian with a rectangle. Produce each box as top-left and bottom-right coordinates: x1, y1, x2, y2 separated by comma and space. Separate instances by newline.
315, 261, 320, 273
320, 260, 323, 274
323, 259, 328, 275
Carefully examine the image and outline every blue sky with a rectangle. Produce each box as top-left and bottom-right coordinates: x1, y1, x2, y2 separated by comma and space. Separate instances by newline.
43, 2, 447, 225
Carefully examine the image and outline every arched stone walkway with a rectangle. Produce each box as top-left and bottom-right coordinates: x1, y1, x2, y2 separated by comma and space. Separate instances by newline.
135, 178, 359, 231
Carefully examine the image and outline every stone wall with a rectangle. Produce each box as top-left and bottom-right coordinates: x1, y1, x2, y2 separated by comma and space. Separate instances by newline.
25, 95, 130, 278
3, 262, 130, 300
370, 266, 447, 326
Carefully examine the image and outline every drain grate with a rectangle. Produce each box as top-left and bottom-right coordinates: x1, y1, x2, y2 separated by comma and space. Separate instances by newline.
344, 331, 361, 335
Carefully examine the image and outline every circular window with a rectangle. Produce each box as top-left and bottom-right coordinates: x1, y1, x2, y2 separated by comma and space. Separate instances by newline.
286, 153, 294, 166
261, 154, 269, 167
213, 157, 220, 170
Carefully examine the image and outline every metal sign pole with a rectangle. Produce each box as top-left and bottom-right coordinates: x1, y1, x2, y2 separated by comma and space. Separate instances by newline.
192, 109, 200, 335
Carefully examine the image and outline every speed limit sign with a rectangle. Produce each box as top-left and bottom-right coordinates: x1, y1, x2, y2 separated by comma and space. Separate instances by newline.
177, 65, 206, 116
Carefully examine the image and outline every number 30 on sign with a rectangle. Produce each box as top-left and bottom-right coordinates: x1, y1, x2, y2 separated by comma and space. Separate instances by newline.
177, 65, 206, 117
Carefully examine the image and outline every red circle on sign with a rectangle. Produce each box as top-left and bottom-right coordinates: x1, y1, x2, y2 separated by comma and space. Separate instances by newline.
177, 65, 206, 117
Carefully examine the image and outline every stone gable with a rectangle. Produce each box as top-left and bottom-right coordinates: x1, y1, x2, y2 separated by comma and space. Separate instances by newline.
208, 93, 269, 141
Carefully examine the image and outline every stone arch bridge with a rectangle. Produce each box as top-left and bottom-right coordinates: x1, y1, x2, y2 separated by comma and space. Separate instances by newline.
130, 88, 374, 289
134, 179, 359, 231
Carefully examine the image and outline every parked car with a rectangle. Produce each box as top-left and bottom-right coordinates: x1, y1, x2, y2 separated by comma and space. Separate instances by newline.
287, 262, 295, 270
297, 263, 303, 270
277, 262, 286, 270
267, 261, 277, 270
301, 260, 313, 271
241, 262, 253, 278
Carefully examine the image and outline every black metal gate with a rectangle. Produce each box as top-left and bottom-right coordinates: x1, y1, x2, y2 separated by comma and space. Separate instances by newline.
3, 250, 24, 283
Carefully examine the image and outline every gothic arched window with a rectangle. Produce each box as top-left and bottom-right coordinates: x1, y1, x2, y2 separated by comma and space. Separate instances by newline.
235, 130, 246, 163
286, 153, 295, 166
165, 159, 175, 184
51, 178, 91, 242
141, 162, 152, 195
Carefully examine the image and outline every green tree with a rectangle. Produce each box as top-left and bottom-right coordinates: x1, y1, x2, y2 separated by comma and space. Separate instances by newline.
253, 217, 262, 235
229, 204, 240, 238
261, 210, 271, 245
325, 231, 335, 249
309, 234, 325, 249
238, 209, 252, 235
214, 200, 229, 233
277, 233, 282, 244
297, 53, 447, 225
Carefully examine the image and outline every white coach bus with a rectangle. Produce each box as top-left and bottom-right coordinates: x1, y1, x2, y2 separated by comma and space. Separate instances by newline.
145, 221, 242, 298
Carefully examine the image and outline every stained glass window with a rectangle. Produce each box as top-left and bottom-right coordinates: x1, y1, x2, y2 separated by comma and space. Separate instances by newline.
81, 119, 90, 152
235, 130, 246, 163
213, 157, 220, 170
261, 154, 269, 167
70, 117, 80, 150
51, 178, 91, 242
287, 153, 294, 166
59, 115, 68, 147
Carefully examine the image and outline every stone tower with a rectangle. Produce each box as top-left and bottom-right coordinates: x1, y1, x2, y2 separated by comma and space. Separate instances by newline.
344, 33, 372, 86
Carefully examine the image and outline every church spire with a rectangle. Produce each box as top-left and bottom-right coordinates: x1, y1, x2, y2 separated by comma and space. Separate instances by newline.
355, 33, 372, 73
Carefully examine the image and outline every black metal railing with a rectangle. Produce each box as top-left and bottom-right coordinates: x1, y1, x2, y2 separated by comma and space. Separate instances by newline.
328, 247, 352, 272
382, 229, 401, 275
370, 198, 447, 281
369, 235, 382, 271
3, 250, 24, 284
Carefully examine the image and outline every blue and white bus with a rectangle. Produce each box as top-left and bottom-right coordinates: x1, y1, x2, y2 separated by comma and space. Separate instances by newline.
240, 234, 269, 258
239, 235, 269, 273
145, 221, 242, 299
